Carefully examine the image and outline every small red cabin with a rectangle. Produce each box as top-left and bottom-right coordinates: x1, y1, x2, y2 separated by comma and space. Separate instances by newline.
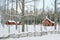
42, 17, 55, 26
6, 20, 16, 25
6, 20, 21, 25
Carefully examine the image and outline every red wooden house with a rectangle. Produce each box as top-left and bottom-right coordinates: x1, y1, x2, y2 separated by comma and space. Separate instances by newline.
6, 20, 21, 25
42, 17, 55, 26
6, 20, 16, 25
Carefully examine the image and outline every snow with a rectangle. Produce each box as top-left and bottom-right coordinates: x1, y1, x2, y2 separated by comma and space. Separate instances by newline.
7, 20, 16, 22
0, 34, 60, 40
0, 23, 60, 40
0, 23, 60, 35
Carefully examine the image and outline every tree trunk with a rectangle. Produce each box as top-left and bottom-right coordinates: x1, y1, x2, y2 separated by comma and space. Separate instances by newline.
54, 0, 57, 30
22, 0, 25, 32
16, 0, 18, 30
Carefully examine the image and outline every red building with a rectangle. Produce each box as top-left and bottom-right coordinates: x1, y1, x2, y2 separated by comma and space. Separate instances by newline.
6, 20, 21, 25
42, 17, 55, 26
6, 20, 16, 25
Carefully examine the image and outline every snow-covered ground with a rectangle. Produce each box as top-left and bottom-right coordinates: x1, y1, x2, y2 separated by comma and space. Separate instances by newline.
0, 34, 60, 40
0, 23, 60, 40
0, 23, 60, 34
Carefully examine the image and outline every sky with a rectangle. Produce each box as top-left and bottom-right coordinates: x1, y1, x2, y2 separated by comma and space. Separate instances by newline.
35, 0, 54, 10
22, 0, 53, 9
20, 0, 54, 13
0, 0, 60, 13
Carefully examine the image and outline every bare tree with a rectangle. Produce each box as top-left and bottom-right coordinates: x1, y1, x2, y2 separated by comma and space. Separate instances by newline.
21, 0, 34, 32
21, 0, 25, 32
53, 0, 60, 30
15, 0, 18, 30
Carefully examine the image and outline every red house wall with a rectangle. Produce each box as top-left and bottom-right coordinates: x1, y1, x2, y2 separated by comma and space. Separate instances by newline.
42, 19, 55, 26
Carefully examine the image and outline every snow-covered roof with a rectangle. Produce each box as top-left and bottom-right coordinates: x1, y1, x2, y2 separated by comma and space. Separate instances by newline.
42, 16, 55, 23
7, 20, 15, 22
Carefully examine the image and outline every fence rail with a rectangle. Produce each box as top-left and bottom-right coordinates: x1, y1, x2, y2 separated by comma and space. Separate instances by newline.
0, 31, 60, 39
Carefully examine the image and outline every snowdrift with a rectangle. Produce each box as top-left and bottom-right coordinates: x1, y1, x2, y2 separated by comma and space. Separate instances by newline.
2, 34, 60, 40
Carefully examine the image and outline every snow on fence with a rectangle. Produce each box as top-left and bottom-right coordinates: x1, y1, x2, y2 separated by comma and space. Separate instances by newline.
0, 31, 60, 39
